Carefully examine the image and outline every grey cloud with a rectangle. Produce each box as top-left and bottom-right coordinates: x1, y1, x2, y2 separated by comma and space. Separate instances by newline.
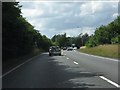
20, 1, 118, 38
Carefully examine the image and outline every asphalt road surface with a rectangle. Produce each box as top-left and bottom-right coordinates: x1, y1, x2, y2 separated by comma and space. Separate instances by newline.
2, 50, 119, 88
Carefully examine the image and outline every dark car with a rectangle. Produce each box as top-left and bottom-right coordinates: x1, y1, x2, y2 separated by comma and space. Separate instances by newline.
49, 46, 61, 56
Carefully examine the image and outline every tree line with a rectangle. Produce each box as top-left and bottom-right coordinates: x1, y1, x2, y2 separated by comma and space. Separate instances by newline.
51, 33, 89, 48
86, 16, 120, 47
51, 16, 120, 48
2, 2, 53, 61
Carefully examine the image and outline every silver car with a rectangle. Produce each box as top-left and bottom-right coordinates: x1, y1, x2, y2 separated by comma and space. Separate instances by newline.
67, 47, 73, 51
49, 46, 61, 56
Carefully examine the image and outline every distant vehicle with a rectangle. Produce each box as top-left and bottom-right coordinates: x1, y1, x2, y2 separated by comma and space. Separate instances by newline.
63, 47, 67, 50
67, 47, 73, 51
73, 47, 77, 50
49, 46, 61, 56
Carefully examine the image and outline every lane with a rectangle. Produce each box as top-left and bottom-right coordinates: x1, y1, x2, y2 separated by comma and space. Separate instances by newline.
3, 53, 83, 88
2, 52, 117, 88
63, 50, 119, 87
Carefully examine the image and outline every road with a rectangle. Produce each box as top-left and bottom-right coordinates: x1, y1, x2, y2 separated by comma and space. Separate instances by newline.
2, 50, 119, 88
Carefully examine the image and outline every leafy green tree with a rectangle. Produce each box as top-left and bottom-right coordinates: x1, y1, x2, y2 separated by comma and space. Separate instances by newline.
2, 2, 53, 60
86, 16, 120, 47
95, 25, 110, 44
85, 35, 98, 47
51, 33, 68, 47
82, 33, 89, 46
111, 35, 120, 44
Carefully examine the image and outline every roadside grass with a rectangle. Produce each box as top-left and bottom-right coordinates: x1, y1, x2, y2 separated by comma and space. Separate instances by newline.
79, 44, 120, 59
3, 48, 44, 74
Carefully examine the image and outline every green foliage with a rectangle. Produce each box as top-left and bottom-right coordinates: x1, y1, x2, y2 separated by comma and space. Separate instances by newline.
111, 35, 120, 44
95, 25, 111, 44
82, 33, 89, 46
86, 16, 120, 47
80, 44, 119, 59
2, 2, 53, 60
51, 33, 69, 47
51, 33, 89, 48
85, 35, 98, 47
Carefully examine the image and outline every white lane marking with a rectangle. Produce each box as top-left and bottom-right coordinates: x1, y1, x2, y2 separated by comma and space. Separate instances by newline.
67, 57, 69, 59
99, 76, 120, 88
76, 51, 119, 62
73, 61, 79, 65
0, 54, 40, 78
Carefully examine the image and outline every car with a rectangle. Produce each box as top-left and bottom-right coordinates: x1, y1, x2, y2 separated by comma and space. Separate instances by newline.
63, 47, 67, 50
49, 46, 61, 56
67, 47, 73, 51
73, 47, 77, 50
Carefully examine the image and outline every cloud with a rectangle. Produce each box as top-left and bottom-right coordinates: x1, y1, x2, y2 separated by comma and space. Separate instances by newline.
21, 8, 44, 17
59, 27, 95, 37
112, 13, 119, 19
19, 1, 118, 38
79, 1, 102, 16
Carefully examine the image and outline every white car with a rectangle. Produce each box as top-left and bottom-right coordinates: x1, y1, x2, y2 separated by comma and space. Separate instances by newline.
67, 47, 73, 51
73, 47, 77, 50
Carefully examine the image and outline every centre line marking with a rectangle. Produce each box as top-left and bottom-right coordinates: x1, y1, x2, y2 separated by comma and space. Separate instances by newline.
99, 76, 120, 88
67, 57, 69, 59
73, 61, 79, 65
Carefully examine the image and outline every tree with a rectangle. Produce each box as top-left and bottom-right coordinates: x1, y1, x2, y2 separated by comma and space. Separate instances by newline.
86, 16, 120, 47
51, 33, 68, 47
85, 35, 98, 47
81, 33, 89, 46
2, 2, 53, 60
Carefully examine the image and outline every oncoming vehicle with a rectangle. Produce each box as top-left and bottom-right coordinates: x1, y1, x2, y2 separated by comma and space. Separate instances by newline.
67, 47, 73, 51
73, 47, 77, 50
49, 46, 61, 56
63, 47, 67, 50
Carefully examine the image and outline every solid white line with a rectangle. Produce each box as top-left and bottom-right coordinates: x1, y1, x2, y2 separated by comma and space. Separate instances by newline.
99, 76, 120, 88
73, 61, 79, 65
77, 51, 119, 62
0, 55, 40, 78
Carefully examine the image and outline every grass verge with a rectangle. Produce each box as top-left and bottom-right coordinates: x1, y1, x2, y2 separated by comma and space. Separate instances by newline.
79, 44, 120, 59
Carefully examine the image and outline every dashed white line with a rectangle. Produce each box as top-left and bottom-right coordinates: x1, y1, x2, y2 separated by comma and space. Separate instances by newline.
67, 57, 69, 59
73, 61, 79, 65
99, 76, 120, 88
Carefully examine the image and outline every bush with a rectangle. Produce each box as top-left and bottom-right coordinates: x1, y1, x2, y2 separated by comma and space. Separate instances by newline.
111, 35, 120, 44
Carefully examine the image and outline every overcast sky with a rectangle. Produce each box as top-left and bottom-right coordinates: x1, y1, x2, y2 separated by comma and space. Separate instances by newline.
19, 0, 119, 38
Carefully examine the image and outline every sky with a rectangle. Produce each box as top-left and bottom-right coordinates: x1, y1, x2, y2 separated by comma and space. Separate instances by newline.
19, 0, 119, 38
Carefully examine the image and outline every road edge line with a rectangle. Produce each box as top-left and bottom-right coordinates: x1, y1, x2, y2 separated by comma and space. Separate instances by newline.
99, 76, 120, 88
0, 54, 41, 78
75, 51, 119, 62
